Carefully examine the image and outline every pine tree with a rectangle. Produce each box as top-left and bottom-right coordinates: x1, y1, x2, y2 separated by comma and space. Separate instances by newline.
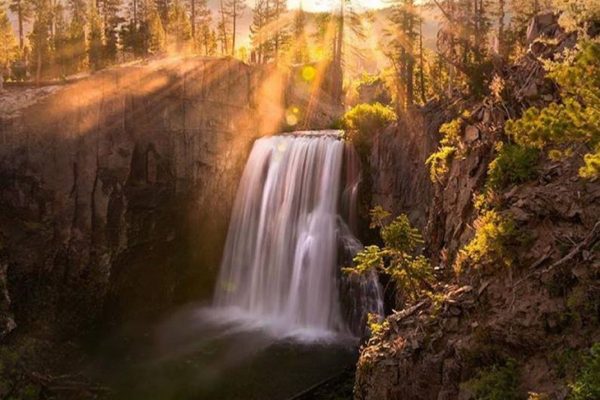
88, 1, 103, 70
432, 0, 493, 95
0, 0, 18, 81
99, 0, 122, 64
269, 0, 289, 61
52, 0, 69, 77
147, 5, 165, 52
385, 0, 419, 110
192, 0, 212, 55
223, 0, 246, 56
9, 0, 31, 52
205, 27, 216, 55
417, 16, 426, 104
494, 0, 506, 60
326, 0, 367, 104
121, 0, 150, 57
217, 0, 230, 55
154, 0, 169, 29
249, 0, 268, 63
250, 0, 289, 63
29, 0, 52, 81
292, 0, 307, 64
67, 0, 87, 73
312, 12, 331, 60
166, 0, 191, 51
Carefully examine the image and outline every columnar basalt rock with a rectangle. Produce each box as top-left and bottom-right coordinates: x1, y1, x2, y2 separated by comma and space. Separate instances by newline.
0, 57, 285, 336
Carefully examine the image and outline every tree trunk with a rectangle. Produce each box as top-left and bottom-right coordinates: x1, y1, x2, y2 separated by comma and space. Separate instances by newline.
191, 0, 196, 39
419, 19, 426, 104
17, 3, 24, 51
332, 0, 344, 104
36, 46, 42, 83
232, 1, 236, 56
219, 0, 228, 55
497, 0, 505, 59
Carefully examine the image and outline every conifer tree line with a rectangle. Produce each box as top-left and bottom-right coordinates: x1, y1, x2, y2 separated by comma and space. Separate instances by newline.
0, 0, 254, 81
1, 0, 592, 99
384, 0, 560, 111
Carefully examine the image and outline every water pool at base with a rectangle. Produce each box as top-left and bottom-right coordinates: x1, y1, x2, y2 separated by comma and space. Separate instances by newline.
91, 307, 357, 400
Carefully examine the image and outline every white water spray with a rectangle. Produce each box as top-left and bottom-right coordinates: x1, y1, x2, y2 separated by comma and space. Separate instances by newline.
213, 131, 382, 339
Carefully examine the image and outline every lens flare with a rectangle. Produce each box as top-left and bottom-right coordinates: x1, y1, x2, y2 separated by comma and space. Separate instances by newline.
301, 66, 317, 82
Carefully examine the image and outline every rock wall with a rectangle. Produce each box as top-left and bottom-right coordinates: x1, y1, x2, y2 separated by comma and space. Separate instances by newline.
355, 15, 600, 400
0, 57, 284, 336
368, 104, 446, 232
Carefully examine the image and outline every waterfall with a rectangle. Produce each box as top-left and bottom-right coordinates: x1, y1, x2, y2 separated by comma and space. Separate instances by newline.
213, 131, 383, 339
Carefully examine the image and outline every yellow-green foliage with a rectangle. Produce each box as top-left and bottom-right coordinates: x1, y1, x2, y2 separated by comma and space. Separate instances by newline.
439, 117, 464, 148
553, 0, 600, 33
568, 343, 600, 400
342, 102, 397, 137
455, 211, 518, 272
579, 144, 600, 179
366, 313, 388, 336
463, 359, 524, 400
528, 393, 550, 400
506, 40, 600, 179
344, 206, 432, 303
427, 146, 457, 183
0, 4, 17, 70
342, 103, 397, 158
427, 117, 464, 183
487, 143, 540, 190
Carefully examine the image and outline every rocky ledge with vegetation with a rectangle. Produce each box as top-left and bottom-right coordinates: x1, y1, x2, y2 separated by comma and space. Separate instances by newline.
347, 9, 600, 400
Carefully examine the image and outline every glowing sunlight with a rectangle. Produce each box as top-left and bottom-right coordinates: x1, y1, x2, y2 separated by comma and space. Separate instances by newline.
287, 0, 387, 12
1, 0, 597, 398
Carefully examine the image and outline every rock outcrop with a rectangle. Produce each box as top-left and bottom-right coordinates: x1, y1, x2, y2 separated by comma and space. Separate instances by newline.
369, 104, 446, 232
0, 56, 284, 336
357, 14, 600, 400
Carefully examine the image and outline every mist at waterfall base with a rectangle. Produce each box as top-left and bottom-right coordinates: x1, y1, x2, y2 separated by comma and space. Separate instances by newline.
94, 132, 383, 400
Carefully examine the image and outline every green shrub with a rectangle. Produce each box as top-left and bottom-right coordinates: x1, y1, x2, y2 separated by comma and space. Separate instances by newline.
579, 144, 600, 179
463, 359, 524, 400
487, 143, 540, 190
341, 103, 397, 160
568, 343, 600, 400
344, 206, 433, 304
341, 102, 397, 138
426, 146, 457, 183
427, 117, 465, 183
506, 40, 600, 179
439, 117, 464, 147
455, 210, 519, 273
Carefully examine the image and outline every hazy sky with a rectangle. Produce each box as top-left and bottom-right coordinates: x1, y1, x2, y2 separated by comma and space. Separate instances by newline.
286, 0, 387, 12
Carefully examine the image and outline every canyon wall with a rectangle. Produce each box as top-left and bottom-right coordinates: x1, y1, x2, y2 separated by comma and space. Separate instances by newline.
356, 16, 600, 400
0, 57, 284, 336
368, 103, 446, 232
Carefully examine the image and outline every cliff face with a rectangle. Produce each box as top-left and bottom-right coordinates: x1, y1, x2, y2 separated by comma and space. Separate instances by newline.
0, 57, 284, 336
357, 16, 600, 400
368, 104, 447, 232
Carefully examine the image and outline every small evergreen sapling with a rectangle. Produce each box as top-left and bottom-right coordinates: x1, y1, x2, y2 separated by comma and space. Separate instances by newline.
344, 206, 433, 303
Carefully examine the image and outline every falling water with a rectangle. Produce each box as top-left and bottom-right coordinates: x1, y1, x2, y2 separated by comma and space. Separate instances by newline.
213, 131, 382, 339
